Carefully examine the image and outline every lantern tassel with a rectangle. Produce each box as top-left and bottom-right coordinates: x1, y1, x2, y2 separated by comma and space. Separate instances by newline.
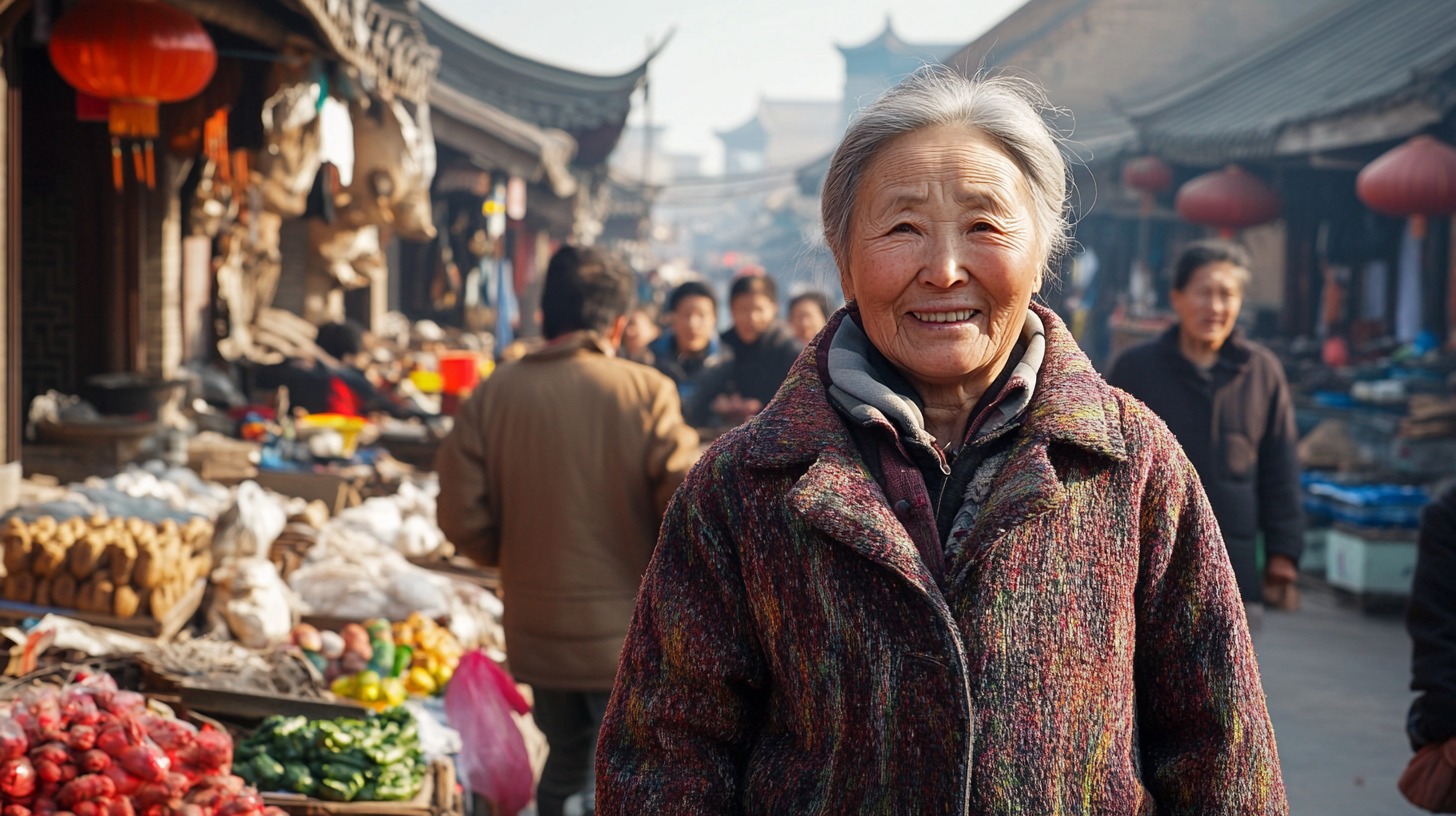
145, 141, 156, 190
131, 142, 145, 184
1411, 214, 1428, 240
111, 137, 123, 191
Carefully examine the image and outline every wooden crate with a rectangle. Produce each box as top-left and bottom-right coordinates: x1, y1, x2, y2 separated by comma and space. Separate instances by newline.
0, 578, 205, 639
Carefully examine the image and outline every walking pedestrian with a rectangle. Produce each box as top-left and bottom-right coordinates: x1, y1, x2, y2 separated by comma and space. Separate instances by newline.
1107, 238, 1304, 623
436, 245, 699, 816
596, 67, 1284, 814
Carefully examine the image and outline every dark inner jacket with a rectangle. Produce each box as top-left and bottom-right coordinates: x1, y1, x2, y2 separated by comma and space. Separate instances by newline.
1107, 323, 1304, 601
1408, 482, 1456, 748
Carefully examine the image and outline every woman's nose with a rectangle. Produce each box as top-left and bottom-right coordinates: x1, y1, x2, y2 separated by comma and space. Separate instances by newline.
921, 237, 969, 288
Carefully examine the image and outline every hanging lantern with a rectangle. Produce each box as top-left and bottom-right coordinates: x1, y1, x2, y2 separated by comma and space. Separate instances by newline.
1122, 154, 1173, 219
1122, 155, 1174, 196
49, 0, 217, 190
1175, 165, 1282, 237
1356, 135, 1456, 238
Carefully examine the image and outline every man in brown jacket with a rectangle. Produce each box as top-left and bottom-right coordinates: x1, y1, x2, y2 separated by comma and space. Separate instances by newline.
436, 245, 698, 816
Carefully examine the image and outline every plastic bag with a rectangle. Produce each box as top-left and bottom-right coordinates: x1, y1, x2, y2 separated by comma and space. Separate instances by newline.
444, 651, 533, 814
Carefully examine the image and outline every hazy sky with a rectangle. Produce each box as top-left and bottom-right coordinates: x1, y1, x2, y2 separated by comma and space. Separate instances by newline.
425, 0, 1029, 174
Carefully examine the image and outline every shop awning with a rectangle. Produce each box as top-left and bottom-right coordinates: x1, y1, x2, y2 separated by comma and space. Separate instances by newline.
1126, 0, 1456, 165
429, 82, 578, 198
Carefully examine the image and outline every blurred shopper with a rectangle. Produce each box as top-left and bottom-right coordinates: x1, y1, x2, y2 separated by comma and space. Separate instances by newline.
690, 274, 802, 430
648, 280, 729, 418
1108, 239, 1303, 625
619, 305, 659, 366
787, 290, 831, 346
1400, 481, 1456, 812
436, 245, 699, 816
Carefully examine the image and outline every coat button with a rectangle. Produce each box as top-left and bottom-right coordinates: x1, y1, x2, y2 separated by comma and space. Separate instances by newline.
893, 499, 911, 515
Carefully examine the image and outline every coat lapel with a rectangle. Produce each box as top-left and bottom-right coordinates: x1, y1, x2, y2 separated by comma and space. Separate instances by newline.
786, 446, 941, 598
747, 314, 941, 599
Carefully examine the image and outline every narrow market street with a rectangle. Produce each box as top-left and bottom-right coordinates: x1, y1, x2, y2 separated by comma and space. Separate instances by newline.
1260, 583, 1422, 815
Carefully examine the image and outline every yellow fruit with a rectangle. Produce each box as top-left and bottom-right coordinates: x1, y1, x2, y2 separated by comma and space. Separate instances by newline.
382, 677, 408, 707
431, 662, 454, 688
406, 667, 437, 696
331, 675, 358, 698
356, 669, 383, 702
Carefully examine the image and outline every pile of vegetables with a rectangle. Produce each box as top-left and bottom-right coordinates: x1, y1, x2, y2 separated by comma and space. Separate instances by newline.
0, 674, 281, 816
0, 515, 213, 620
289, 614, 461, 708
233, 710, 423, 803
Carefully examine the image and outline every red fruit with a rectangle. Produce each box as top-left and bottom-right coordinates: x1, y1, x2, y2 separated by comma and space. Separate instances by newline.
33, 759, 63, 785
57, 773, 115, 807
94, 729, 129, 761
3, 805, 34, 816
28, 743, 70, 767
92, 692, 146, 719
139, 717, 195, 757
118, 745, 169, 783
76, 751, 108, 774
104, 801, 133, 816
70, 805, 99, 816
59, 693, 100, 728
66, 727, 97, 753
215, 791, 263, 816
177, 728, 231, 774
0, 721, 29, 762
57, 765, 77, 784
100, 765, 140, 796
1, 757, 38, 799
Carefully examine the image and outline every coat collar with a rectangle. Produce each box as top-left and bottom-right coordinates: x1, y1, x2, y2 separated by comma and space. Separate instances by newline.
746, 302, 1127, 469
524, 330, 613, 362
742, 303, 1127, 592
1157, 322, 1254, 370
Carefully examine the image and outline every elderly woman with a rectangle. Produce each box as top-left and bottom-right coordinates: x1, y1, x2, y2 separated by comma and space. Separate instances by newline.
596, 68, 1285, 813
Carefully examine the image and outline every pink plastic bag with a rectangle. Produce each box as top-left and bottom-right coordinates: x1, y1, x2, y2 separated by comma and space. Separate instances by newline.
444, 650, 533, 814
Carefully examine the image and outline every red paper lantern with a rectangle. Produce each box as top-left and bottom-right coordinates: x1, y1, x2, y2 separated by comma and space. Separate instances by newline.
1121, 155, 1174, 195
1175, 165, 1281, 237
49, 0, 216, 188
1356, 135, 1456, 228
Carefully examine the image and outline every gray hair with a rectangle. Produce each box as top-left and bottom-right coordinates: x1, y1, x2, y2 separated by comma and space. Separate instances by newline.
821, 67, 1071, 280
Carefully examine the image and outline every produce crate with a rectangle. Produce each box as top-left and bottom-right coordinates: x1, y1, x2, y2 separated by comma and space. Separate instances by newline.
1325, 525, 1417, 601
0, 577, 205, 639
261, 757, 462, 816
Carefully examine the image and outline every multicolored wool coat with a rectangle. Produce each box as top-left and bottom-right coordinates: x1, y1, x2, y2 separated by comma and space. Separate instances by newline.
596, 305, 1286, 814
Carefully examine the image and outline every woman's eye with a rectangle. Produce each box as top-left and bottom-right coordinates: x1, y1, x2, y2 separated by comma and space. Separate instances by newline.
969, 221, 993, 233
890, 223, 916, 234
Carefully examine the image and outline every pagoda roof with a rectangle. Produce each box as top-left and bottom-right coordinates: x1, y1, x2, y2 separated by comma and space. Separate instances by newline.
418, 2, 659, 166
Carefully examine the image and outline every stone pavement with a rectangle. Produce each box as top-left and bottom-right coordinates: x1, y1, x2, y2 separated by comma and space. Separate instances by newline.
1257, 582, 1424, 815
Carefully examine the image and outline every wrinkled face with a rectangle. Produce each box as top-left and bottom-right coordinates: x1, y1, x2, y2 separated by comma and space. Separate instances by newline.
731, 292, 778, 344
841, 124, 1044, 397
671, 294, 717, 354
788, 299, 828, 344
1171, 261, 1245, 351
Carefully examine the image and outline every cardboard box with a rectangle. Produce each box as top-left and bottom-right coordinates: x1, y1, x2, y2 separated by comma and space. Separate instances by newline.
1325, 527, 1417, 596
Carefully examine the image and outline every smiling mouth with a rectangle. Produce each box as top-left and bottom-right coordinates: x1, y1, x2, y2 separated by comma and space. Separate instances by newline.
913, 309, 978, 324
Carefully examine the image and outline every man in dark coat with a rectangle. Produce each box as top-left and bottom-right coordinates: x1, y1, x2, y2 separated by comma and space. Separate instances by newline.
648, 280, 729, 427
688, 273, 802, 430
1400, 481, 1456, 810
1108, 239, 1302, 616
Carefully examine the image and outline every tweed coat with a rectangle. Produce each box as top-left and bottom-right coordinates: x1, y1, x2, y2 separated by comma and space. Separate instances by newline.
596, 305, 1286, 814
